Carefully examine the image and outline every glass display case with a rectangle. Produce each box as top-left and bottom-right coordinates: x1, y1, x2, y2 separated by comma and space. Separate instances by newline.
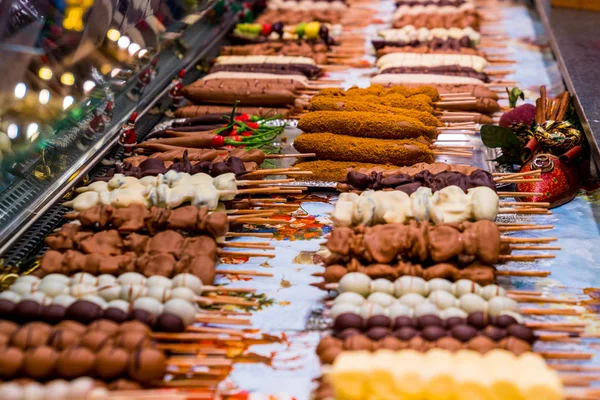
0, 0, 254, 263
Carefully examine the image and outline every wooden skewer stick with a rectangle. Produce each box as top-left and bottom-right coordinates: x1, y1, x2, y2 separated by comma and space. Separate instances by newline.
527, 321, 588, 329
493, 170, 542, 179
509, 295, 578, 304
186, 326, 245, 336
500, 237, 557, 243
510, 245, 561, 250
500, 225, 554, 232
498, 201, 550, 207
236, 187, 287, 195
217, 269, 273, 277
228, 213, 275, 220
521, 308, 579, 316
498, 208, 551, 215
233, 218, 294, 224
539, 352, 593, 360
219, 242, 274, 250
495, 270, 551, 277
498, 192, 544, 197
498, 254, 556, 261
498, 178, 543, 183
201, 285, 256, 293
225, 232, 273, 238
198, 295, 258, 307
237, 179, 295, 185
218, 248, 275, 258
195, 315, 252, 325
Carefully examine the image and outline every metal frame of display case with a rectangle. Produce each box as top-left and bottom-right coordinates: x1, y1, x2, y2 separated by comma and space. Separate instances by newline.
0, 0, 241, 259
535, 0, 600, 171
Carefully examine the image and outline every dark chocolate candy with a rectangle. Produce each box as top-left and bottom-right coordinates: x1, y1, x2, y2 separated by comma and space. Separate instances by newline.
416, 315, 444, 329
333, 313, 364, 331
421, 326, 447, 341
65, 301, 104, 324
392, 316, 417, 330
466, 312, 490, 330
393, 326, 419, 341
155, 313, 186, 333
451, 324, 479, 342
366, 315, 392, 329
366, 327, 392, 341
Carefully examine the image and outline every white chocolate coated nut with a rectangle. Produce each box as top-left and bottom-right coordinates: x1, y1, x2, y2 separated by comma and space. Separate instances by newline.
339, 273, 372, 296
38, 279, 69, 297
107, 299, 131, 313
458, 293, 487, 313
388, 302, 414, 319
164, 298, 196, 326
119, 284, 148, 302
117, 272, 146, 286
453, 279, 482, 297
69, 377, 96, 399
0, 383, 23, 400
334, 292, 366, 306
22, 291, 52, 306
172, 273, 203, 295
22, 382, 45, 400
146, 276, 173, 289
359, 302, 387, 319
45, 379, 71, 399
14, 275, 40, 286
330, 303, 360, 319
133, 297, 164, 315
395, 276, 428, 297
10, 281, 37, 296
147, 287, 172, 303
0, 291, 21, 303
480, 284, 506, 300
81, 295, 107, 309
367, 292, 396, 307
171, 287, 196, 303
414, 302, 440, 318
41, 273, 70, 286
487, 296, 519, 316
70, 272, 98, 286
428, 290, 457, 309
370, 279, 395, 296
70, 283, 97, 298
97, 285, 121, 302
440, 307, 468, 319
399, 293, 427, 308
52, 295, 77, 308
97, 274, 118, 287
426, 278, 453, 293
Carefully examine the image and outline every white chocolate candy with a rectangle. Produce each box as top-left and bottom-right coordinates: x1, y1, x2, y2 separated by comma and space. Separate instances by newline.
22, 292, 52, 306
214, 55, 316, 66
164, 298, 196, 326
97, 274, 118, 287
480, 284, 506, 300
171, 287, 197, 303
453, 279, 482, 297
339, 273, 372, 296
360, 302, 387, 319
70, 272, 98, 286
0, 383, 22, 400
70, 283, 97, 298
147, 287, 173, 303
38, 279, 68, 297
81, 295, 107, 309
394, 276, 428, 297
13, 275, 40, 286
439, 307, 468, 319
414, 302, 440, 318
334, 292, 366, 307
487, 296, 519, 316
428, 290, 458, 309
107, 299, 131, 313
458, 293, 487, 313
369, 279, 395, 296
388, 302, 414, 319
133, 297, 164, 316
0, 291, 21, 303
427, 278, 453, 293
97, 285, 121, 302
52, 295, 77, 308
399, 293, 427, 308
42, 274, 70, 286
45, 379, 71, 399
22, 382, 45, 400
69, 377, 96, 399
146, 276, 173, 289
330, 303, 360, 319
117, 272, 147, 286
172, 273, 203, 295
119, 284, 148, 302
372, 73, 485, 86
11, 281, 37, 296
367, 292, 396, 307
467, 187, 499, 222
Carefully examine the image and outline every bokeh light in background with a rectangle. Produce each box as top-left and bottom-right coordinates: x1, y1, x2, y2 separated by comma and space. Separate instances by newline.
117, 36, 132, 49
60, 73, 75, 86
39, 90, 50, 105
14, 83, 27, 99
63, 96, 74, 110
107, 29, 121, 41
83, 80, 96, 92
38, 67, 53, 80
7, 124, 18, 140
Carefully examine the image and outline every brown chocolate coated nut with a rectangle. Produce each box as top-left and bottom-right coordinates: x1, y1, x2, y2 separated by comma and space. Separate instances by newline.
0, 320, 19, 336
451, 324, 478, 342
344, 334, 374, 351
114, 331, 152, 351
23, 346, 59, 379
366, 327, 392, 341
48, 327, 81, 350
320, 346, 344, 365
57, 320, 87, 335
435, 336, 464, 352
377, 336, 407, 351
0, 346, 25, 379
316, 336, 342, 357
467, 335, 496, 354
337, 328, 361, 340
87, 319, 121, 337
119, 321, 152, 335
56, 346, 96, 379
366, 315, 391, 329
421, 326, 447, 342
80, 330, 114, 352
96, 346, 130, 380
108, 379, 143, 391
128, 347, 167, 383
10, 324, 50, 349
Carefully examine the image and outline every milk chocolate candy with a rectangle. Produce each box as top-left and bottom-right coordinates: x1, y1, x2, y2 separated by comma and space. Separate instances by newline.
0, 346, 25, 379
416, 315, 444, 329
377, 336, 407, 350
467, 335, 496, 354
344, 333, 374, 351
333, 313, 364, 331
57, 320, 87, 335
48, 327, 81, 350
88, 319, 121, 337
10, 323, 50, 349
155, 313, 186, 333
96, 346, 130, 380
366, 327, 392, 341
450, 324, 478, 342
109, 379, 143, 391
119, 320, 152, 335
43, 304, 67, 325
114, 332, 152, 351
56, 346, 96, 379
0, 320, 18, 337
393, 326, 419, 341
65, 301, 104, 324
366, 315, 391, 329
316, 336, 342, 357
421, 326, 447, 341
435, 336, 463, 352
23, 346, 59, 379
320, 346, 343, 365
128, 347, 166, 383
393, 316, 417, 330
80, 330, 113, 352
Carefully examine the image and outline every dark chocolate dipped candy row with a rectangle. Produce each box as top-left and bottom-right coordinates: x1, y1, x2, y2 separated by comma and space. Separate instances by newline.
0, 298, 189, 333
0, 320, 166, 383
331, 311, 536, 344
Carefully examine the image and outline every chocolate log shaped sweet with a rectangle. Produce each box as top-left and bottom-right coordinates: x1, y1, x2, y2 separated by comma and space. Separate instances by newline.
316, 333, 532, 364
99, 154, 258, 180
220, 42, 329, 64
124, 148, 267, 168
67, 205, 229, 236
326, 220, 504, 265
209, 63, 321, 79
182, 83, 298, 107
322, 261, 498, 285
392, 11, 481, 29
372, 36, 473, 50
338, 169, 496, 194
174, 105, 291, 119
380, 66, 491, 83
